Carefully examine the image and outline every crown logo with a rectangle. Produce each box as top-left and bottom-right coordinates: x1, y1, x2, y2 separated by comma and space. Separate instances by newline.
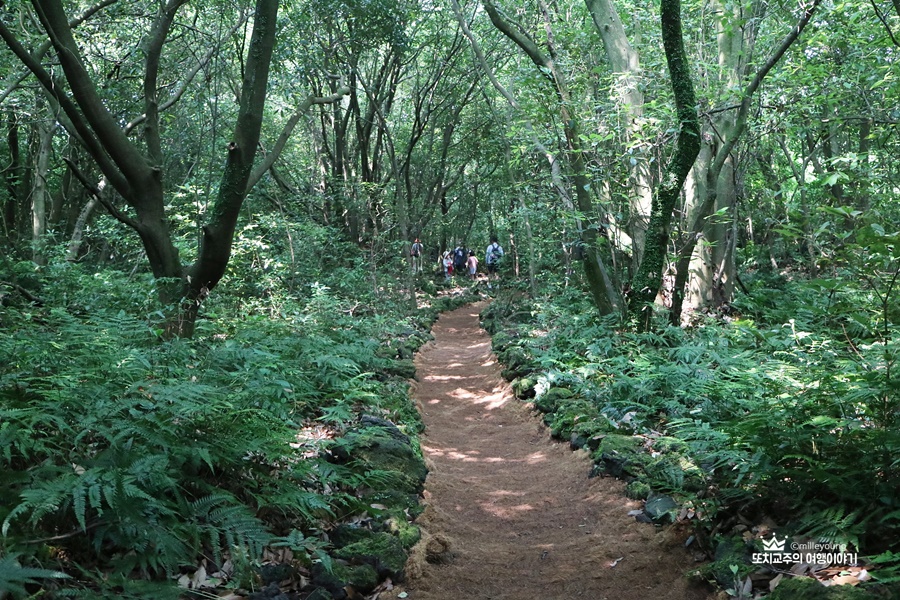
763, 535, 786, 552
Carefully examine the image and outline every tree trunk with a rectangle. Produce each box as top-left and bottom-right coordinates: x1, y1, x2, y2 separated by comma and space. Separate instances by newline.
669, 0, 821, 324
31, 106, 55, 266
482, 0, 622, 315
629, 0, 700, 329
584, 0, 652, 269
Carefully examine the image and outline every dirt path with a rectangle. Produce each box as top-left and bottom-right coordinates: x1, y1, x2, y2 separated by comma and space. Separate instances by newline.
398, 302, 713, 600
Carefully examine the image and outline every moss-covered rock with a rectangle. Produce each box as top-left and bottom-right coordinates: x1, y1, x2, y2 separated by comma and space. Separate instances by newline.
330, 524, 373, 548
511, 376, 537, 399
383, 517, 421, 549
367, 489, 424, 517
498, 346, 536, 380
331, 417, 428, 495
333, 531, 408, 581
334, 563, 379, 593
703, 536, 752, 588
572, 419, 616, 450
625, 480, 651, 500
547, 398, 598, 441
533, 386, 573, 414
590, 434, 648, 479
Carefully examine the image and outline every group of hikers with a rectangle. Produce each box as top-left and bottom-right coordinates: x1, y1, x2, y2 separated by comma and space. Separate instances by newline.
409, 236, 505, 285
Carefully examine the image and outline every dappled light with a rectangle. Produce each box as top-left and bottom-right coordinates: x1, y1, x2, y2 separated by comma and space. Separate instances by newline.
408, 303, 711, 600
1, 0, 885, 595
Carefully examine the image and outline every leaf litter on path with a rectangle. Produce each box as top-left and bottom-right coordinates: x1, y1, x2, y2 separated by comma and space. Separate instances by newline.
395, 302, 714, 600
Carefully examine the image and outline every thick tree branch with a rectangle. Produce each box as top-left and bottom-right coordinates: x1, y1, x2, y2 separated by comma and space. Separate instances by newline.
246, 86, 351, 192
0, 19, 130, 196
185, 0, 279, 302
0, 0, 119, 106
124, 14, 248, 135
31, 0, 151, 187
143, 0, 188, 167
482, 0, 554, 78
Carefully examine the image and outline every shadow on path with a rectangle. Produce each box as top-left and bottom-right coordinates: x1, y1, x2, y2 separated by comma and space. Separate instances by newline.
396, 302, 713, 600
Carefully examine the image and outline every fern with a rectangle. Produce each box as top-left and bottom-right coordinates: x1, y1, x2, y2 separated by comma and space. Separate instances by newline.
0, 553, 69, 598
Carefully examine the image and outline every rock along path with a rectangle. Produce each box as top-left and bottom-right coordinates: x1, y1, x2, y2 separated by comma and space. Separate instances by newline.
397, 302, 713, 600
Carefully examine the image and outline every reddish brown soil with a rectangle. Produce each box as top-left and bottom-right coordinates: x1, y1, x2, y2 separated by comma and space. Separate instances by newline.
394, 302, 714, 600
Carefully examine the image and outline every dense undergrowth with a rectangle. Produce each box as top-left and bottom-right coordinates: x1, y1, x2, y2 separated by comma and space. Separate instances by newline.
0, 224, 476, 599
482, 270, 900, 597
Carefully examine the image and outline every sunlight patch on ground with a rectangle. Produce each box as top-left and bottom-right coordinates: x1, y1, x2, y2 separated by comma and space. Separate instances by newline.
481, 490, 534, 515
525, 451, 547, 465
423, 374, 480, 382
421, 444, 509, 463
479, 501, 535, 518
472, 389, 510, 410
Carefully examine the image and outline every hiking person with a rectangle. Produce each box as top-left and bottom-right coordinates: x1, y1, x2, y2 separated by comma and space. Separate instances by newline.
410, 238, 423, 273
466, 250, 478, 280
453, 243, 467, 276
485, 236, 504, 286
442, 251, 453, 280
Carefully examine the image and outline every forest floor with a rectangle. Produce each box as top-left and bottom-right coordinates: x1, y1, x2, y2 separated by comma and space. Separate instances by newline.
391, 301, 715, 600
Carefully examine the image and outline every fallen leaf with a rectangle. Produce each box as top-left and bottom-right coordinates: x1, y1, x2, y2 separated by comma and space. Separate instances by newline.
830, 575, 861, 586
191, 564, 208, 588
769, 573, 783, 591
608, 557, 625, 568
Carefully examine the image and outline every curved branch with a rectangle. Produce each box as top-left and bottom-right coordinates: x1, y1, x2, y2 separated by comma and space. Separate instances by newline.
246, 86, 351, 192
482, 0, 554, 79
0, 0, 119, 106
0, 18, 130, 196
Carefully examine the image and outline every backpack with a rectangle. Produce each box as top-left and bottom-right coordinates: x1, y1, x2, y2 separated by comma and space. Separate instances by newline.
454, 247, 466, 270
487, 243, 503, 264
411, 242, 421, 257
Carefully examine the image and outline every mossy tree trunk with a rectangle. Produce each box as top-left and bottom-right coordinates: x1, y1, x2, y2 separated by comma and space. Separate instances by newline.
668, 0, 821, 324
628, 0, 700, 330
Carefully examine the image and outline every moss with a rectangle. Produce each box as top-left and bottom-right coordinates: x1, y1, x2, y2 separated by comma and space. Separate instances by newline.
533, 386, 573, 414
498, 346, 536, 380
701, 536, 752, 588
333, 531, 408, 580
334, 563, 379, 593
330, 524, 372, 548
367, 489, 423, 517
625, 480, 651, 500
546, 395, 601, 441
572, 417, 615, 445
768, 577, 880, 599
591, 434, 649, 479
511, 376, 537, 399
383, 517, 421, 549
332, 421, 428, 495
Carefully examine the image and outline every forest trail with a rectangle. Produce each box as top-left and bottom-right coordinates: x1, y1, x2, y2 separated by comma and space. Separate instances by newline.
397, 302, 713, 600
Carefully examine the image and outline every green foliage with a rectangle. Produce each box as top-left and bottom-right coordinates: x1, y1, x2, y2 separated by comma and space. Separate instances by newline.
0, 553, 69, 598
0, 228, 438, 595
485, 271, 900, 566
